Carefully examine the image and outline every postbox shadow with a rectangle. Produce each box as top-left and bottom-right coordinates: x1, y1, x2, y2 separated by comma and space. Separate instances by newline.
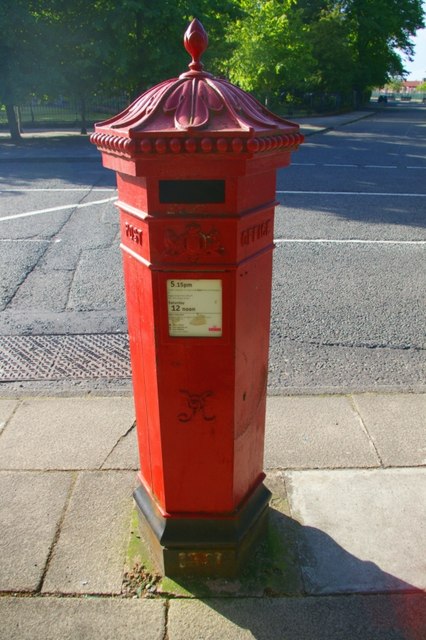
166, 508, 425, 639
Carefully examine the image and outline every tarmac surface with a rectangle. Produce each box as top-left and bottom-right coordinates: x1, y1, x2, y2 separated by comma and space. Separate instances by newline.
1, 109, 425, 638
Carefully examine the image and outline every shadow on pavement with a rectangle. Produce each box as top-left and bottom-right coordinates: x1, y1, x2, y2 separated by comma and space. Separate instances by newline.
205, 590, 425, 640
174, 510, 425, 639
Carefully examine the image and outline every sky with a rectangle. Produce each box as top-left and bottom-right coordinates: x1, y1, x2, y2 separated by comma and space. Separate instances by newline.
403, 27, 426, 80
402, 2, 426, 80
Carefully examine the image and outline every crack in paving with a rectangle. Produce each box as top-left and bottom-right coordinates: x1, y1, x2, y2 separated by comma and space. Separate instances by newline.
37, 473, 78, 594
100, 421, 136, 470
347, 396, 384, 467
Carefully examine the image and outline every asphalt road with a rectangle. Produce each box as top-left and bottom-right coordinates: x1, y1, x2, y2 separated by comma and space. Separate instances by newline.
0, 104, 425, 392
271, 104, 425, 391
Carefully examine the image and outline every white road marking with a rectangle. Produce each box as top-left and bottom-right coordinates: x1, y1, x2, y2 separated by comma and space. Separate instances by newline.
323, 163, 357, 167
0, 196, 118, 222
275, 238, 426, 245
365, 165, 398, 169
277, 190, 426, 197
0, 188, 116, 192
0, 238, 61, 243
288, 163, 425, 170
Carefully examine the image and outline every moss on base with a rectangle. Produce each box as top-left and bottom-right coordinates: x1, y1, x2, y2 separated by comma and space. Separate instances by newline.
123, 500, 303, 599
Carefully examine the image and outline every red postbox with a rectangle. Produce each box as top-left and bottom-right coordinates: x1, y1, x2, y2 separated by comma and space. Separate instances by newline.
91, 19, 303, 577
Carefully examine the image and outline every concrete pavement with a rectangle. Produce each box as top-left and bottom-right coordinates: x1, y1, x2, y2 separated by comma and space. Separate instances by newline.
297, 109, 374, 136
0, 392, 425, 638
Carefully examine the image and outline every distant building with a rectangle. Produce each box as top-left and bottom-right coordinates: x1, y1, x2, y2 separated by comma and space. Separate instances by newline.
373, 78, 425, 101
402, 80, 422, 93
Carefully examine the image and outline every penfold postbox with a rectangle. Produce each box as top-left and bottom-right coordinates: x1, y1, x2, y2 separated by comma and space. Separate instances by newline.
91, 19, 303, 577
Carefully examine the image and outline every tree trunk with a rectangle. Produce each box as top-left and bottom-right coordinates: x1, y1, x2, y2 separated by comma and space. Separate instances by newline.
17, 106, 23, 133
80, 97, 87, 135
6, 104, 22, 142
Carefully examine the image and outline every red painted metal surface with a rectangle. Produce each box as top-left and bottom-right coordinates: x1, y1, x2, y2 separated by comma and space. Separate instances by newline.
91, 19, 303, 518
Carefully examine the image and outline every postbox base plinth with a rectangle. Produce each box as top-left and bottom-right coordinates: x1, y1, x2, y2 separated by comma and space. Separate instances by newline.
133, 482, 271, 578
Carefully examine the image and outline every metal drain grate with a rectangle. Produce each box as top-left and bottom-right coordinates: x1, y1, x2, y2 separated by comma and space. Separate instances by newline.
0, 334, 131, 382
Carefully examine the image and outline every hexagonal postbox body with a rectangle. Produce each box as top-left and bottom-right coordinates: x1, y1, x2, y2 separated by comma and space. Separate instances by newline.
91, 20, 303, 577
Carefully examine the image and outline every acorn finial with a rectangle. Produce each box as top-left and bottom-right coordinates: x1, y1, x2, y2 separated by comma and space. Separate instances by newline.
184, 19, 208, 72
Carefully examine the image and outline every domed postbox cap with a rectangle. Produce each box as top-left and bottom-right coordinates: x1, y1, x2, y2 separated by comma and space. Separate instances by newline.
91, 19, 303, 161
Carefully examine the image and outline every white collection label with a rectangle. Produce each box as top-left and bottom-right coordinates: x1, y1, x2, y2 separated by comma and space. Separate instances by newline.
167, 279, 222, 337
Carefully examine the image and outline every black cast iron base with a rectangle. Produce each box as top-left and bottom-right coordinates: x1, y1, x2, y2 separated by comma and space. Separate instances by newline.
133, 482, 271, 578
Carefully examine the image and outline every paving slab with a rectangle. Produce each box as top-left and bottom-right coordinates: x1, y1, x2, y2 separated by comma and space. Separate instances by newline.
0, 398, 18, 434
168, 593, 426, 640
285, 468, 426, 594
353, 394, 426, 466
0, 597, 166, 640
296, 110, 374, 137
0, 471, 72, 591
42, 471, 134, 594
102, 424, 139, 470
0, 397, 135, 469
265, 395, 379, 469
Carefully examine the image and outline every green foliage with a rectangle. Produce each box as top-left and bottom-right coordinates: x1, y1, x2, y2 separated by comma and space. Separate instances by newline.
344, 0, 425, 91
0, 1, 53, 104
386, 76, 405, 93
223, 0, 315, 104
0, 1, 60, 138
83, 0, 238, 97
224, 0, 424, 106
303, 6, 354, 94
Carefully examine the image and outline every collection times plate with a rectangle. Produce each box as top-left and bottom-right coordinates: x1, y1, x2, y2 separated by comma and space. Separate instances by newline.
167, 279, 222, 337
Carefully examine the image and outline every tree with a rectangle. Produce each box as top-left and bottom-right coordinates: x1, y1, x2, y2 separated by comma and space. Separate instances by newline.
386, 76, 405, 93
98, 0, 238, 98
223, 0, 315, 106
298, 0, 425, 106
343, 0, 425, 102
0, 1, 53, 141
0, 1, 236, 139
43, 0, 119, 134
224, 0, 424, 109
304, 6, 354, 98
